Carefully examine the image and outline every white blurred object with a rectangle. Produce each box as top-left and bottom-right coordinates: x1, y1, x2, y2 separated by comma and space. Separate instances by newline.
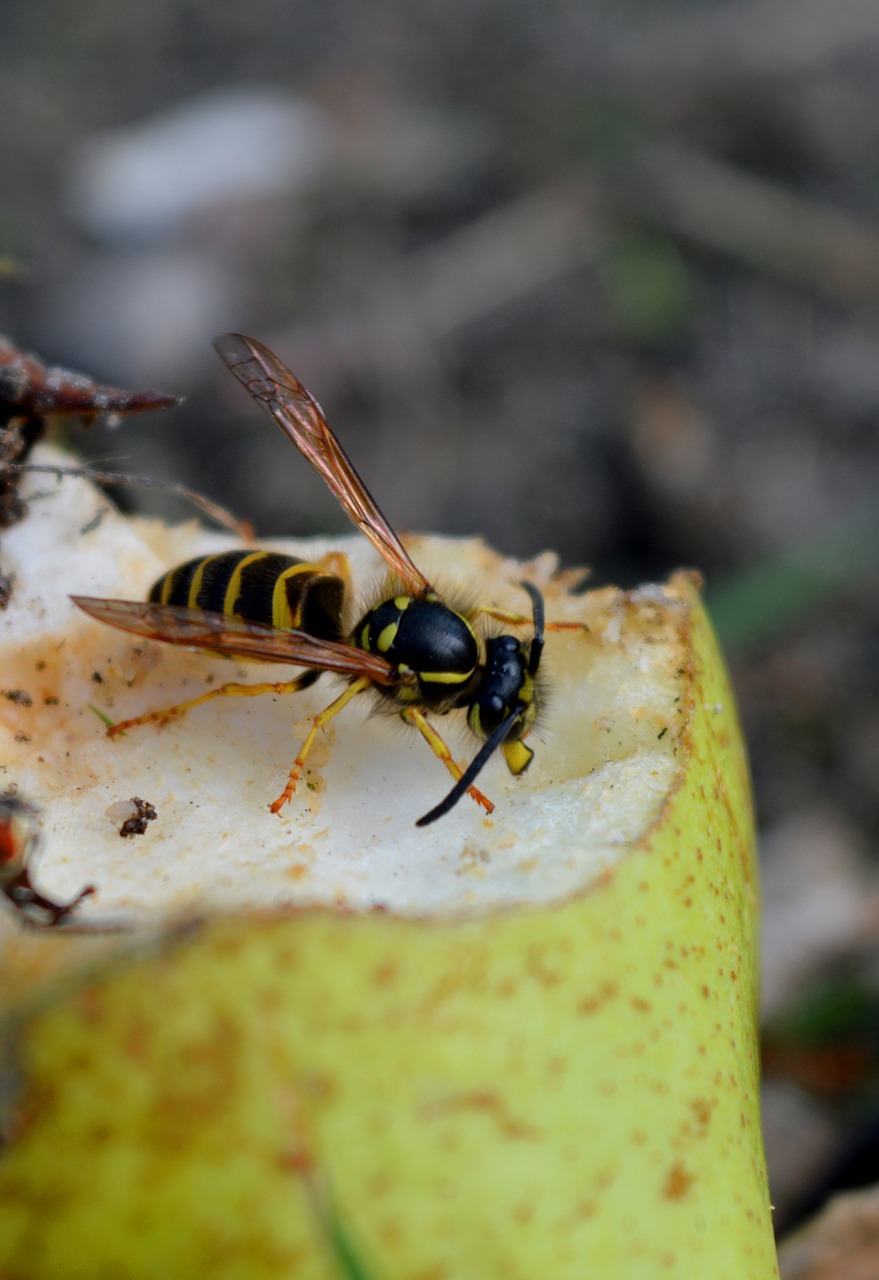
55, 87, 496, 380
761, 1078, 840, 1222
760, 806, 878, 1018
46, 248, 243, 382
67, 86, 333, 242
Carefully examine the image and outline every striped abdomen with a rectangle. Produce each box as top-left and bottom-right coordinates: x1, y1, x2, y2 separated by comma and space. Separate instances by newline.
149, 550, 345, 645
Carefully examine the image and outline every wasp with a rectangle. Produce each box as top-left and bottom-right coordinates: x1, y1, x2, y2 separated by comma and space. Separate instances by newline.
73, 335, 571, 826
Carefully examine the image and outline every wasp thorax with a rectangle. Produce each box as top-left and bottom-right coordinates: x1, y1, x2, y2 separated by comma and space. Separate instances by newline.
357, 596, 479, 701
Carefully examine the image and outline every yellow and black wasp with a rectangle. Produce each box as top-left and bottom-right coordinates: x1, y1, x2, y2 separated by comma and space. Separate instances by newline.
72, 334, 563, 827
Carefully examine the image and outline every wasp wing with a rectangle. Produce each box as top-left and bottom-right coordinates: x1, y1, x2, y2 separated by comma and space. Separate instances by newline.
213, 333, 433, 596
71, 597, 397, 685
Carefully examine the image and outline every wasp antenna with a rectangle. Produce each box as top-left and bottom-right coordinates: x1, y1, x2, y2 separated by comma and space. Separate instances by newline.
519, 580, 545, 676
416, 707, 523, 828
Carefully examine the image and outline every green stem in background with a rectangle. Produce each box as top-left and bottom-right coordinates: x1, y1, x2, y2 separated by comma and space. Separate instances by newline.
706, 501, 879, 652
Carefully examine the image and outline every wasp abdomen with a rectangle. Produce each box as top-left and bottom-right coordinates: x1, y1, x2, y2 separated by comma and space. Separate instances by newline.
149, 550, 344, 642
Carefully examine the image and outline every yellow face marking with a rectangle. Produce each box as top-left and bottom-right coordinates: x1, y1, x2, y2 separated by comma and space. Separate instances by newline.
518, 672, 535, 706
393, 595, 411, 612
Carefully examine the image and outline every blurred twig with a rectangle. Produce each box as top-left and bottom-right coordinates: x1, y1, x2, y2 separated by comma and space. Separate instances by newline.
621, 141, 879, 307
275, 179, 605, 390
619, 0, 879, 79
277, 136, 879, 397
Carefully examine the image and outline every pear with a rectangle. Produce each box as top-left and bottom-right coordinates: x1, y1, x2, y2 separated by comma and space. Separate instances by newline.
0, 450, 777, 1278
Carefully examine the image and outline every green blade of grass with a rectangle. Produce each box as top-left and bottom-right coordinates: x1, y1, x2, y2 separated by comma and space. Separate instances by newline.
706, 502, 879, 652
87, 703, 116, 730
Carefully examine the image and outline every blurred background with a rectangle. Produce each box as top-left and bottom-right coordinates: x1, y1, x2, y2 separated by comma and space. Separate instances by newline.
3, 0, 879, 1259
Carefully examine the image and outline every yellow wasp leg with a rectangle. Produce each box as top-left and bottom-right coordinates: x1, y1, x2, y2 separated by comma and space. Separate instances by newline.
270, 676, 370, 815
400, 706, 495, 816
318, 549, 353, 599
468, 604, 587, 634
107, 671, 319, 739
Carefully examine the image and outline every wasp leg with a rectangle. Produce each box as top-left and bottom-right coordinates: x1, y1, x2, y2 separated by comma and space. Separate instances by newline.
318, 549, 353, 598
270, 675, 371, 815
468, 604, 587, 634
107, 670, 320, 739
400, 707, 495, 816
